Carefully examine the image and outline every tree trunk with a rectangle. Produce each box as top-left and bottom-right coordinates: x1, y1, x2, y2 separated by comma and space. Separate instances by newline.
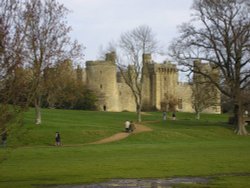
235, 116, 248, 135
235, 112, 248, 135
234, 103, 248, 135
35, 96, 41, 125
136, 104, 142, 122
195, 111, 200, 120
137, 110, 142, 122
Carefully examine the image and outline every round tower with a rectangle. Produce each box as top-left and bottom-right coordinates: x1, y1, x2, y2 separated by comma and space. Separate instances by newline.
86, 60, 120, 111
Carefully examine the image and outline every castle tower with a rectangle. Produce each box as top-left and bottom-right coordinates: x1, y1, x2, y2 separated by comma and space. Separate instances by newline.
86, 52, 120, 111
150, 61, 178, 111
192, 60, 221, 114
142, 54, 153, 110
105, 51, 116, 62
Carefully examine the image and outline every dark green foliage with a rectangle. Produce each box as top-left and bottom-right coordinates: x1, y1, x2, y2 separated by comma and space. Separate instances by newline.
73, 88, 97, 110
41, 61, 97, 110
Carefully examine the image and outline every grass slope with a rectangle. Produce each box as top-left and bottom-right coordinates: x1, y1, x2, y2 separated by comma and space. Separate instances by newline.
0, 109, 250, 188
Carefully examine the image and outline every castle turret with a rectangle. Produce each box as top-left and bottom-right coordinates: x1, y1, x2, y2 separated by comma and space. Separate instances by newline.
147, 60, 178, 111
86, 55, 120, 111
143, 54, 152, 64
105, 52, 116, 63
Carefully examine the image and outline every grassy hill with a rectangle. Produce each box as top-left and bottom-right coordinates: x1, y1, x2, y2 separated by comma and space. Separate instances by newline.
0, 109, 250, 187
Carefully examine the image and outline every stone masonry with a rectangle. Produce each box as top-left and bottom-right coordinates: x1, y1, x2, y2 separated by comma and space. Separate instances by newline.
84, 53, 221, 113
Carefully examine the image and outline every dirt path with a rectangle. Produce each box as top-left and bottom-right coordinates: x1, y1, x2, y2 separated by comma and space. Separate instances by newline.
89, 123, 152, 145
18, 124, 153, 148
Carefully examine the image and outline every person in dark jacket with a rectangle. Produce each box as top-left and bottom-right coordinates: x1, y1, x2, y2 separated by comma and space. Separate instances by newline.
55, 132, 61, 146
172, 112, 176, 120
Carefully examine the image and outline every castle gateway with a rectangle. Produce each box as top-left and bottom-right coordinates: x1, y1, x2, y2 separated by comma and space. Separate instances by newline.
84, 53, 221, 114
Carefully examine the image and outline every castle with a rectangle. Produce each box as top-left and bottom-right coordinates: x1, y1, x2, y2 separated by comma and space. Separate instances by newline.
83, 52, 221, 114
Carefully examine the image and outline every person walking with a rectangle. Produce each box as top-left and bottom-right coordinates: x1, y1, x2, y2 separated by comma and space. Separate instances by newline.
55, 132, 61, 146
1, 130, 7, 147
172, 112, 176, 120
163, 111, 167, 121
130, 121, 136, 132
245, 110, 249, 117
124, 120, 130, 132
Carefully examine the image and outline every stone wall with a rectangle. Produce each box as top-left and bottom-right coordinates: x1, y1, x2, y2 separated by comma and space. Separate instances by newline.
117, 82, 136, 111
84, 53, 221, 114
176, 82, 193, 112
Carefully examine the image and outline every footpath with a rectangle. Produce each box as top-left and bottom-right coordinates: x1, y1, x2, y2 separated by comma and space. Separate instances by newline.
89, 123, 152, 145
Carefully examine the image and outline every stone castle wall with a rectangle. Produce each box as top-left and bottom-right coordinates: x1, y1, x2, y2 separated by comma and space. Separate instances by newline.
176, 82, 193, 112
117, 82, 136, 111
84, 53, 221, 114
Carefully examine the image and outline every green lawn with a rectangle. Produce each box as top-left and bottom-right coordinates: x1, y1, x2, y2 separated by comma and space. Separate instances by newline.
0, 109, 250, 187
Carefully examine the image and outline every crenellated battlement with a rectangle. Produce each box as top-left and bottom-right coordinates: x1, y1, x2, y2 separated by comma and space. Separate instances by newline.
86, 60, 115, 66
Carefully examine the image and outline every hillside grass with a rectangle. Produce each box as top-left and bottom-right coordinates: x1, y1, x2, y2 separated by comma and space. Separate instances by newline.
0, 109, 250, 188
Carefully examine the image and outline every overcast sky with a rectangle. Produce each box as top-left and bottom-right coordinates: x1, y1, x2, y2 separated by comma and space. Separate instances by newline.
58, 0, 194, 62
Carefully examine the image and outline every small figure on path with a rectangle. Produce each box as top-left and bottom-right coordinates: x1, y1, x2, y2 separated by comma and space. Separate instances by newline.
129, 121, 136, 132
125, 120, 130, 132
244, 110, 248, 117
163, 111, 167, 121
172, 112, 176, 120
55, 131, 61, 146
1, 130, 7, 147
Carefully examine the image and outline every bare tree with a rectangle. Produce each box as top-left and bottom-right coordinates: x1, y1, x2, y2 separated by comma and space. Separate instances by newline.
98, 40, 117, 60
118, 25, 158, 122
170, 0, 250, 135
191, 61, 221, 120
192, 82, 218, 120
161, 94, 178, 112
23, 0, 83, 124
